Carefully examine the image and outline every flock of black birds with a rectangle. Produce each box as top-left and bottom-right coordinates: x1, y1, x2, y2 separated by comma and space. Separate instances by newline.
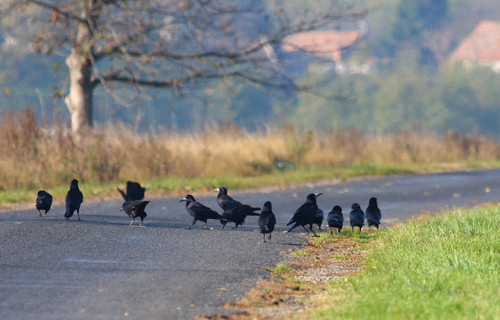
35, 181, 382, 242
36, 180, 150, 227
36, 179, 84, 221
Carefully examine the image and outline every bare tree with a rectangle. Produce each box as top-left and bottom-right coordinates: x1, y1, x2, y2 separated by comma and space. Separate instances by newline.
1, 0, 364, 140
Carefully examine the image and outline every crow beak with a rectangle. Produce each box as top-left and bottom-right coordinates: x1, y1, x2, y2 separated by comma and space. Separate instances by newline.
213, 188, 220, 192
180, 198, 187, 202
315, 193, 323, 198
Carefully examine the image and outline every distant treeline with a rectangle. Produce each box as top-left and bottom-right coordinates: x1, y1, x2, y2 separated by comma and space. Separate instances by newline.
1, 0, 499, 135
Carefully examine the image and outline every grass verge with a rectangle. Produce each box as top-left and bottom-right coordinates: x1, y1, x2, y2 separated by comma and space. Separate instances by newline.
313, 205, 500, 320
2, 161, 500, 210
0, 164, 415, 208
203, 205, 500, 319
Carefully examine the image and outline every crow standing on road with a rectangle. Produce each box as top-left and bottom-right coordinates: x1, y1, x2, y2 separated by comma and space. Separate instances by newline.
220, 204, 261, 229
117, 181, 146, 201
258, 201, 276, 243
349, 203, 365, 231
214, 187, 242, 211
214, 187, 260, 229
314, 208, 324, 230
284, 193, 322, 236
327, 205, 344, 234
365, 197, 382, 229
121, 200, 149, 227
64, 179, 83, 220
35, 190, 53, 217
180, 195, 227, 230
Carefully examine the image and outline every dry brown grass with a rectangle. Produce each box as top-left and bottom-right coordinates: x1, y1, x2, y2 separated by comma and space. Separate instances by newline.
1, 108, 500, 191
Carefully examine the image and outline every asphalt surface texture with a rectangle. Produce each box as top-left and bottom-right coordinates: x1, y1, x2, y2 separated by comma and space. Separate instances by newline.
2, 169, 500, 319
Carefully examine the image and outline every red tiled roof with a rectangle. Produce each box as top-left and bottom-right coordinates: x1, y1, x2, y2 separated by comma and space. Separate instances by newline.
449, 20, 500, 61
282, 30, 361, 62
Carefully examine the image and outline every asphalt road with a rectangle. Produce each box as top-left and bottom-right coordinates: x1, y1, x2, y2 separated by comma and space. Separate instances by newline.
2, 169, 500, 319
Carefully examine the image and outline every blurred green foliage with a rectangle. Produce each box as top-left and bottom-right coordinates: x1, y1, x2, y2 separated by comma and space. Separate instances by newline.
291, 62, 500, 135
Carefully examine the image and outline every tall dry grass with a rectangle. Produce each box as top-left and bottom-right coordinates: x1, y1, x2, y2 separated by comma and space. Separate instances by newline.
1, 108, 500, 191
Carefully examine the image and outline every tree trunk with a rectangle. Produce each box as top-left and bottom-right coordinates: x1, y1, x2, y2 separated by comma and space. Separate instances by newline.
65, 49, 93, 142
64, 0, 96, 142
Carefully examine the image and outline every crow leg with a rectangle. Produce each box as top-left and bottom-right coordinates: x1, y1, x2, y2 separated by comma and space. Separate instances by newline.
301, 225, 310, 233
309, 225, 318, 237
38, 210, 42, 217
268, 233, 272, 241
262, 233, 267, 243
76, 210, 81, 221
129, 218, 134, 227
204, 221, 213, 230
138, 217, 144, 228
285, 223, 299, 233
186, 218, 197, 229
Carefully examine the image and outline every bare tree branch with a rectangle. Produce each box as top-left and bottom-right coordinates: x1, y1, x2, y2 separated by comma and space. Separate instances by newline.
2, 0, 366, 137
20, 0, 87, 24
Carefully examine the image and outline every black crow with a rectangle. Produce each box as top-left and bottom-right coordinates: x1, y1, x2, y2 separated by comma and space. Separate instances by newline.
121, 200, 149, 227
349, 203, 365, 231
214, 187, 242, 211
180, 195, 227, 230
285, 193, 322, 236
35, 190, 53, 217
117, 181, 146, 201
64, 179, 83, 220
258, 201, 276, 243
314, 208, 324, 230
214, 187, 260, 229
220, 204, 261, 230
366, 197, 382, 229
327, 205, 344, 234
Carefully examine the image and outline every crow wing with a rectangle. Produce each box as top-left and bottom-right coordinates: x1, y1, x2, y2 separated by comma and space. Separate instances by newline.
189, 201, 224, 220
287, 203, 315, 225
123, 200, 149, 218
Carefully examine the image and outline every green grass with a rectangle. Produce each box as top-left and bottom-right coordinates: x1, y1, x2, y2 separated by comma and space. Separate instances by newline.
143, 162, 425, 192
0, 180, 131, 207
0, 163, 424, 207
311, 206, 500, 320
309, 227, 379, 247
3, 159, 500, 208
292, 250, 312, 257
269, 263, 293, 275
330, 254, 350, 259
